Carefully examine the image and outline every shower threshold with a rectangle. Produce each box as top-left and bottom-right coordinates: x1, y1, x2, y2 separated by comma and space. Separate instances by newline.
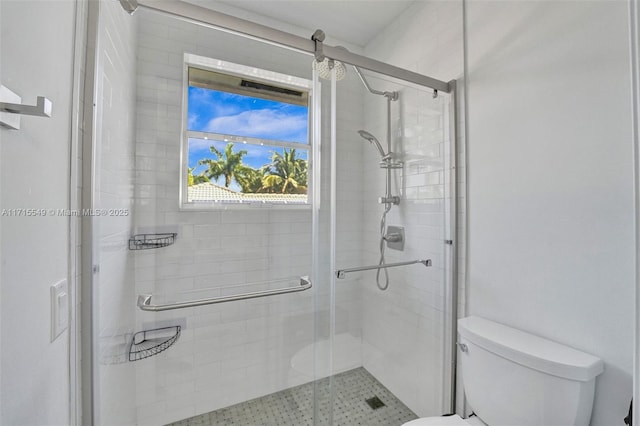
167, 367, 418, 426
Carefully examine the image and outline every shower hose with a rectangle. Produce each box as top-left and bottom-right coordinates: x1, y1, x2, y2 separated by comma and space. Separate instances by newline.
376, 202, 392, 291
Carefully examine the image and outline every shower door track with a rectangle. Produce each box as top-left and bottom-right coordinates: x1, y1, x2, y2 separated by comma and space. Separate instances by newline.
117, 0, 453, 94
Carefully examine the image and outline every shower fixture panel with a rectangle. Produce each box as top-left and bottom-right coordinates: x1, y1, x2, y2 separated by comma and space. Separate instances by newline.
384, 226, 404, 251
356, 69, 403, 291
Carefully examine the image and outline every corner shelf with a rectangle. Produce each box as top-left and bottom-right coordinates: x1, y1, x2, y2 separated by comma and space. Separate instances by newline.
128, 233, 176, 250
128, 326, 181, 361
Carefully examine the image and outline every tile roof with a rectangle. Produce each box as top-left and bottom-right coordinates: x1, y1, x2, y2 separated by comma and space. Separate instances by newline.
187, 182, 307, 204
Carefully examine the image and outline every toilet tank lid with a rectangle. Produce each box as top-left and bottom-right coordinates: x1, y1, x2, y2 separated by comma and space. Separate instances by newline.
458, 316, 604, 382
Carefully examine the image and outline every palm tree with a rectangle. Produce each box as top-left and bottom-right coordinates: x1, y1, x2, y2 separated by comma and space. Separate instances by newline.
261, 148, 308, 194
235, 165, 266, 193
198, 143, 248, 188
187, 167, 210, 186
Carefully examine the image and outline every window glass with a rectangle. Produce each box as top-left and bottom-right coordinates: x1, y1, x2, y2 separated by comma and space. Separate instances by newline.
187, 87, 309, 144
182, 61, 311, 207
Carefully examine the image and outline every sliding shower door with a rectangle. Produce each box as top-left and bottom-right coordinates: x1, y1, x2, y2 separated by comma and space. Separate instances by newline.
90, 2, 456, 425
91, 3, 325, 425
324, 66, 457, 423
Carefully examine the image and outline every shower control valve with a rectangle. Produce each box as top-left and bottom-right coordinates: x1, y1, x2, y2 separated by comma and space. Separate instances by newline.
383, 233, 403, 243
378, 196, 400, 205
385, 226, 405, 251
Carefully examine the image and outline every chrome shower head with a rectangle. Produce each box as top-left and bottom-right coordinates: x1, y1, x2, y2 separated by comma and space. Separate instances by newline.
313, 57, 347, 81
358, 130, 386, 158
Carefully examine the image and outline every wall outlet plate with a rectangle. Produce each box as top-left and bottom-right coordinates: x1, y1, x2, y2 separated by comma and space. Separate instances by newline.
50, 279, 68, 342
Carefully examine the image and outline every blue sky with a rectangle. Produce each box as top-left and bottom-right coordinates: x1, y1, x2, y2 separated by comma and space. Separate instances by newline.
188, 86, 308, 142
187, 86, 309, 190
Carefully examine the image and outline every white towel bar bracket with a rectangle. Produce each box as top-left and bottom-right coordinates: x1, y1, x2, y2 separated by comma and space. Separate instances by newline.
0, 85, 52, 130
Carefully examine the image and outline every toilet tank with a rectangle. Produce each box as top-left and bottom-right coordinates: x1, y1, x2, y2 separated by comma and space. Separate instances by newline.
458, 316, 604, 426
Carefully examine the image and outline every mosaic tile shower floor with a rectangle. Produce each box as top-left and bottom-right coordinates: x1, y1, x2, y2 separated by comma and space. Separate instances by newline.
168, 367, 418, 426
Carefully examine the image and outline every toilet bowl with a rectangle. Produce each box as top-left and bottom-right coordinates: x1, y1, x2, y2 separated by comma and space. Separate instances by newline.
403, 414, 485, 425
402, 316, 603, 426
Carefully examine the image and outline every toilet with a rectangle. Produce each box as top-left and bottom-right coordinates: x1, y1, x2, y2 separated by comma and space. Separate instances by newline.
403, 316, 604, 426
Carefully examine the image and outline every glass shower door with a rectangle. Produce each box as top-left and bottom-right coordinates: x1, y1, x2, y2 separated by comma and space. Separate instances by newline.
92, 4, 324, 424
324, 65, 456, 424
90, 2, 456, 425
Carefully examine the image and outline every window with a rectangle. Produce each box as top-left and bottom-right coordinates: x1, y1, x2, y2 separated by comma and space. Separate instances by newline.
181, 54, 312, 208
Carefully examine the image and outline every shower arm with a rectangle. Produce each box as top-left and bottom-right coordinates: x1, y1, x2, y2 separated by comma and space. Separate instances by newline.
353, 66, 397, 160
353, 66, 398, 101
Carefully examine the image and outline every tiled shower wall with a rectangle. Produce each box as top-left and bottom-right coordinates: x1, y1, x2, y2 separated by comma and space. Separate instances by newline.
358, 0, 465, 417
130, 11, 364, 425
94, 1, 138, 425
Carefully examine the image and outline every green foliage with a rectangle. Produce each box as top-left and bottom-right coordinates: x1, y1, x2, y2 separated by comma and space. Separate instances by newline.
198, 143, 248, 188
187, 167, 209, 186
235, 165, 267, 193
194, 143, 308, 194
260, 149, 308, 194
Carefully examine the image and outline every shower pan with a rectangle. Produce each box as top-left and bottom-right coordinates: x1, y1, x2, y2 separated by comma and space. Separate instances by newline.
84, 1, 459, 425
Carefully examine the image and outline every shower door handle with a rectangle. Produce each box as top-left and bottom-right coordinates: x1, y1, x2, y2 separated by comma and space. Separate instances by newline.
336, 258, 432, 279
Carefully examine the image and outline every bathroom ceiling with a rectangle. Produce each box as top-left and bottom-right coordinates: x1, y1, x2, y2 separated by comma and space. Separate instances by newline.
209, 0, 416, 47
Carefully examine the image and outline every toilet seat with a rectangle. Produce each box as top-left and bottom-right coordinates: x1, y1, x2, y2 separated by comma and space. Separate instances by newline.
402, 414, 486, 426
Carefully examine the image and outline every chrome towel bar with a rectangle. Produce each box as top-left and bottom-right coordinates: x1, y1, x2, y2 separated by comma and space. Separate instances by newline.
137, 276, 312, 312
336, 259, 431, 279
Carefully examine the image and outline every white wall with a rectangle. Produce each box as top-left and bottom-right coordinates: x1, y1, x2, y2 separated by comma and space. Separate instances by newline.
465, 1, 635, 424
360, 0, 465, 417
0, 0, 77, 424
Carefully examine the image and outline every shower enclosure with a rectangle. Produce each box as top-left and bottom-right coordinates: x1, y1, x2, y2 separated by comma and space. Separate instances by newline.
84, 1, 459, 424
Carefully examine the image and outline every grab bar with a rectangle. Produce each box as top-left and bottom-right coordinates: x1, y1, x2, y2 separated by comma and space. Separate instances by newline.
137, 276, 312, 312
336, 259, 431, 279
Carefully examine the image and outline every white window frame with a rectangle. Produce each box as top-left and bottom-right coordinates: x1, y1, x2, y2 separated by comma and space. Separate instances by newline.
180, 53, 314, 210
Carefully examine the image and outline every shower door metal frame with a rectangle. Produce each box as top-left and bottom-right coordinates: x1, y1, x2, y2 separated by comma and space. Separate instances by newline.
448, 80, 461, 415
630, 0, 640, 423
117, 0, 453, 94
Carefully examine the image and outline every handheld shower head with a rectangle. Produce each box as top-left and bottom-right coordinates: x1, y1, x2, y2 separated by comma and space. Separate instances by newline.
358, 130, 386, 158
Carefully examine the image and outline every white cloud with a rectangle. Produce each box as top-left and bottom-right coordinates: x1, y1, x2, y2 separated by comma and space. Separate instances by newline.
204, 109, 307, 142
188, 113, 199, 129
188, 87, 242, 123
189, 138, 218, 152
